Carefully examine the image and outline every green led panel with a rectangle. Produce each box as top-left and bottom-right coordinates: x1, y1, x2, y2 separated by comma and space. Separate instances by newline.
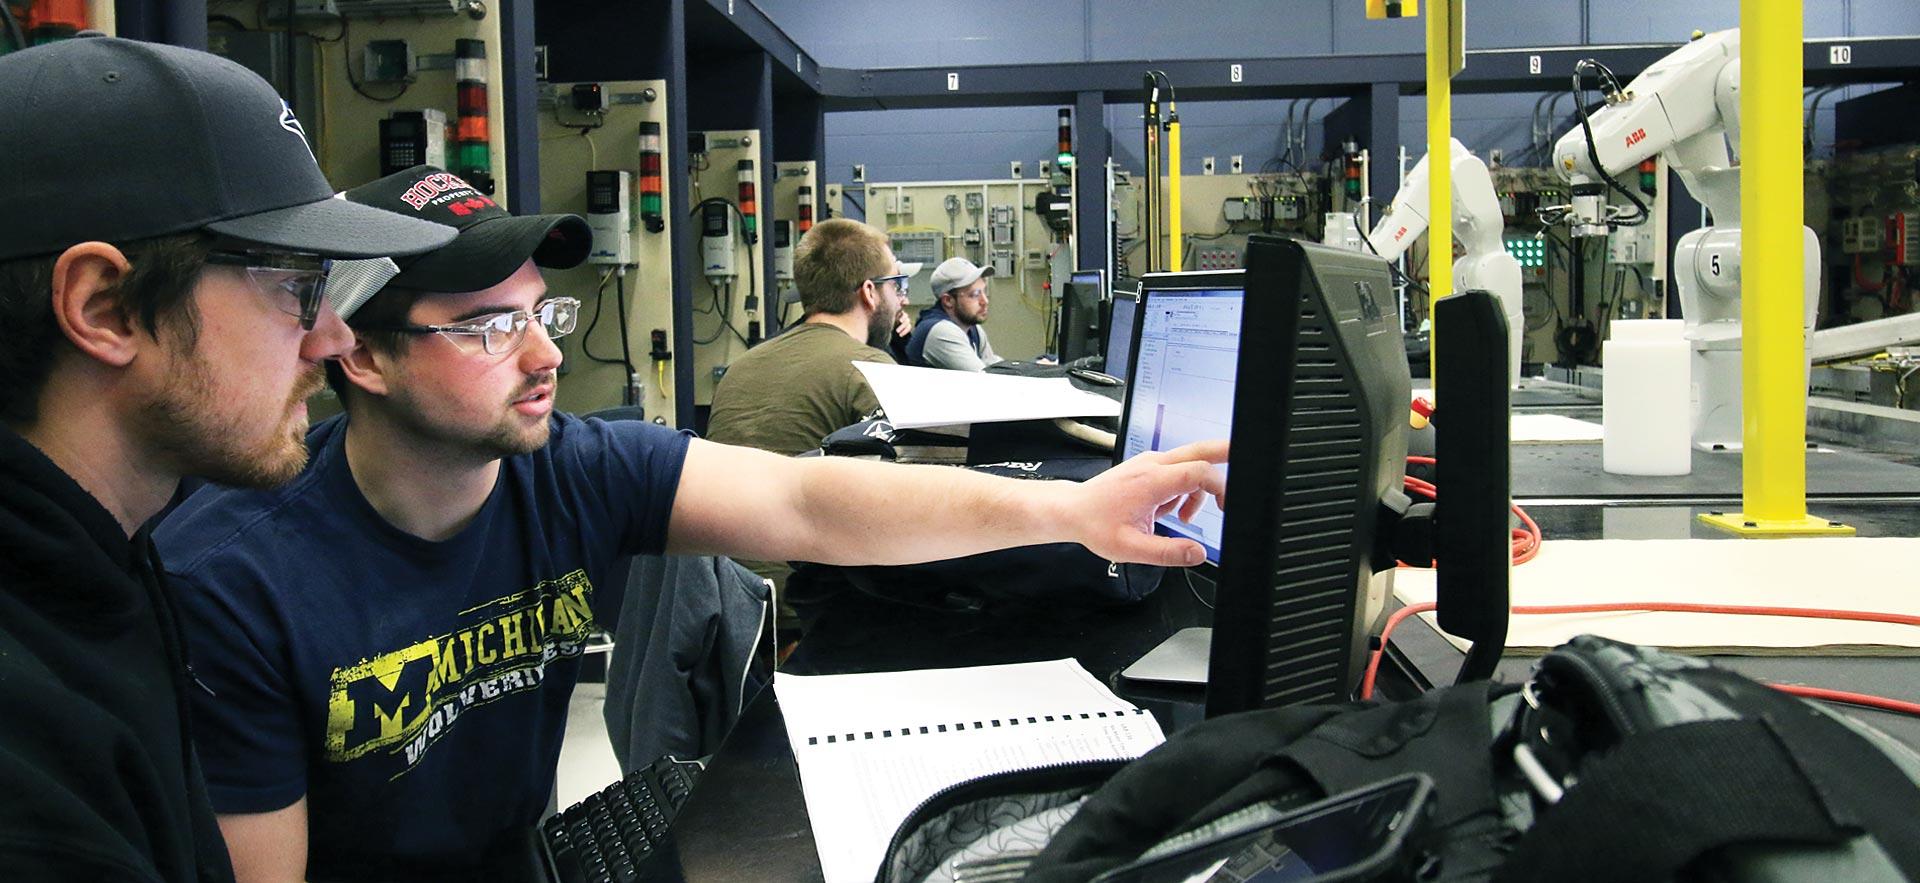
1505, 236, 1546, 269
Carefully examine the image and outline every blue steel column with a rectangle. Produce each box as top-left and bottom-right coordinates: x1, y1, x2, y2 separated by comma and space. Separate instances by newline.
663, 0, 696, 427
499, 0, 539, 213
755, 53, 776, 331
1364, 81, 1399, 231
1073, 90, 1108, 276
114, 0, 206, 49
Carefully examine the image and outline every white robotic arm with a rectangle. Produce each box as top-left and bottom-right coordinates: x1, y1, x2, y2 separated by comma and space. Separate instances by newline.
1368, 138, 1526, 385
1551, 29, 1742, 234
1549, 28, 1817, 450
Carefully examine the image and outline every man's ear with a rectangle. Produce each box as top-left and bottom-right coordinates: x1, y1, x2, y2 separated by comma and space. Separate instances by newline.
335, 336, 394, 399
49, 242, 141, 368
859, 280, 881, 313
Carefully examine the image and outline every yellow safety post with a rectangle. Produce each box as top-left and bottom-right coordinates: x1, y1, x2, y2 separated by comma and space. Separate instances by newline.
1167, 107, 1183, 271
1143, 75, 1161, 273
1699, 1, 1853, 537
1424, 0, 1453, 382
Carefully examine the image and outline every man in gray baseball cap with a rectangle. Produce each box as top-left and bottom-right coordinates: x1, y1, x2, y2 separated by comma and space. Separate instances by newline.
906, 256, 1006, 371
0, 36, 454, 882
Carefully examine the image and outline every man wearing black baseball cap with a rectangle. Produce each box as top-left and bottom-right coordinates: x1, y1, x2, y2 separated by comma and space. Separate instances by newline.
158, 167, 1227, 881
0, 37, 454, 882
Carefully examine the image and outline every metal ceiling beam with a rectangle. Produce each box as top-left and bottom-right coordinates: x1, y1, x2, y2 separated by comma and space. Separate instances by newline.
810, 37, 1920, 110
686, 0, 822, 91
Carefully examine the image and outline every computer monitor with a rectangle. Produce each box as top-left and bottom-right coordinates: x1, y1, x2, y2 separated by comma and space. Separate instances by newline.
1203, 236, 1413, 716
1058, 269, 1106, 362
1115, 245, 1507, 709
1102, 288, 1140, 385
1114, 270, 1245, 566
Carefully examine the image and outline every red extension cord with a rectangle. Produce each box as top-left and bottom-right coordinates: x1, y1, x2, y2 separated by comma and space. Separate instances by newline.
1378, 450, 1916, 716
1359, 599, 1920, 718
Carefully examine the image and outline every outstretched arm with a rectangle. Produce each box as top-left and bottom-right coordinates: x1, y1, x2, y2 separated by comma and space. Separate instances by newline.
665, 439, 1227, 567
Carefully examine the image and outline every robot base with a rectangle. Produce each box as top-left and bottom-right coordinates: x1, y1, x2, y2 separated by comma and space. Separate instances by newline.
1674, 225, 1821, 452
1697, 511, 1857, 537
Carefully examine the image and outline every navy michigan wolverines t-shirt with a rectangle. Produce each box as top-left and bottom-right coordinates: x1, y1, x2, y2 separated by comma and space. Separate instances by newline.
156, 412, 690, 881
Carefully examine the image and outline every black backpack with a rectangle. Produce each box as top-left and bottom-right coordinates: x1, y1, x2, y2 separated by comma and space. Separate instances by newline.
877, 636, 1920, 883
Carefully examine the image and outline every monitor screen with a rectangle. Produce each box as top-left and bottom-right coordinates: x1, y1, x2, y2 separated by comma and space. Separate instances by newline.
1102, 292, 1139, 380
1118, 279, 1244, 564
1059, 270, 1106, 362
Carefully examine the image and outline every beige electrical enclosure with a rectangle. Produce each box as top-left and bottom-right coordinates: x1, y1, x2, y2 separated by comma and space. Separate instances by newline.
208, 0, 509, 200
771, 160, 819, 326
866, 178, 1073, 363
688, 130, 767, 407
1114, 171, 1331, 277
539, 80, 677, 424
824, 183, 845, 221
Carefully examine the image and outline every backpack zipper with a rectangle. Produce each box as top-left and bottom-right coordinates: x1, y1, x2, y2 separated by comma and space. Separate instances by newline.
1540, 647, 1641, 738
874, 758, 1131, 883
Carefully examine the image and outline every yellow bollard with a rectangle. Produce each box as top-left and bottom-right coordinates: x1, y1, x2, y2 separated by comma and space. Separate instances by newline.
1168, 112, 1183, 271
1699, 3, 1852, 537
1424, 0, 1453, 383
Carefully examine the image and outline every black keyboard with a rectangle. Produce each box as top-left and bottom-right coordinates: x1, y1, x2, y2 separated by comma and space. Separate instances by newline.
537, 755, 704, 883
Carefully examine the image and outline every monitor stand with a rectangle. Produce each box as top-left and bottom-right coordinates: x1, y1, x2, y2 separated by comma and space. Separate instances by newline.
1118, 626, 1211, 688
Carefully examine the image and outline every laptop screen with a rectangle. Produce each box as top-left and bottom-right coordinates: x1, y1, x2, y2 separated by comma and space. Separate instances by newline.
1104, 293, 1139, 380
1118, 286, 1243, 564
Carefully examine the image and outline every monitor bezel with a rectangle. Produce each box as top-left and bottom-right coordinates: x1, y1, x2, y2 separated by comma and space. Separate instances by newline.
1203, 237, 1409, 716
1102, 286, 1141, 377
1113, 269, 1246, 575
1060, 269, 1108, 362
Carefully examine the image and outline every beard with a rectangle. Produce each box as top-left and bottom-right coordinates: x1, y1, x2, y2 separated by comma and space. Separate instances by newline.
140, 350, 322, 490
866, 301, 900, 349
384, 371, 555, 462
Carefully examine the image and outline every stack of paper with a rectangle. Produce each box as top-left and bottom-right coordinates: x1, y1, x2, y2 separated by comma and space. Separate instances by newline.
852, 362, 1121, 429
777, 659, 1165, 882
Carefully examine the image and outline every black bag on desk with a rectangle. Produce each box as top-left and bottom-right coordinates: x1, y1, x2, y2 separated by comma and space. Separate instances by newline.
874, 636, 1920, 883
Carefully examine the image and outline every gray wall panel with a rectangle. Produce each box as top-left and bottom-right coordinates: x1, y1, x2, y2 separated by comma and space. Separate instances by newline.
755, 0, 1084, 68
1465, 0, 1582, 49
1853, 0, 1920, 35
1586, 0, 1849, 42
829, 104, 1068, 183
1330, 0, 1423, 54
1088, 2, 1334, 59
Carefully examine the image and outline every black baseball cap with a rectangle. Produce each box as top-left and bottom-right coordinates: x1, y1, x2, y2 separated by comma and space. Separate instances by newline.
0, 37, 455, 262
341, 165, 591, 293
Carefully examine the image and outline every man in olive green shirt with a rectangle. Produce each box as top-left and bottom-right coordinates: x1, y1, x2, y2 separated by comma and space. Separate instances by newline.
707, 219, 909, 608
708, 217, 908, 454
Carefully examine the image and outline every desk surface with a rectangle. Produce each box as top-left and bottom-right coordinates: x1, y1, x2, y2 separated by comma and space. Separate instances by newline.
1493, 392, 1920, 501
659, 501, 1920, 881
1510, 443, 1920, 501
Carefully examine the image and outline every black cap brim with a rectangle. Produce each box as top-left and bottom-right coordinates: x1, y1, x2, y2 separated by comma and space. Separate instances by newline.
387, 213, 593, 293
204, 195, 458, 259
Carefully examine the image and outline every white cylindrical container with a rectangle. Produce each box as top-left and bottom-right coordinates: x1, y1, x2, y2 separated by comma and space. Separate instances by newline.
1603, 319, 1692, 476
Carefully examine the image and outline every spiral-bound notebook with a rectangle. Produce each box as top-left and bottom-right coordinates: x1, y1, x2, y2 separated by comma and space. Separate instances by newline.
776, 659, 1166, 883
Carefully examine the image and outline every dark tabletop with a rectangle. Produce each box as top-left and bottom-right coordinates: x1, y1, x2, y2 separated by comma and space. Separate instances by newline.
657, 498, 1920, 881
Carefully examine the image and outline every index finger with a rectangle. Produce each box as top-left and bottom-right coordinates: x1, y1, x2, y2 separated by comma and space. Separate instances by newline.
1181, 460, 1227, 508
1156, 438, 1229, 466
